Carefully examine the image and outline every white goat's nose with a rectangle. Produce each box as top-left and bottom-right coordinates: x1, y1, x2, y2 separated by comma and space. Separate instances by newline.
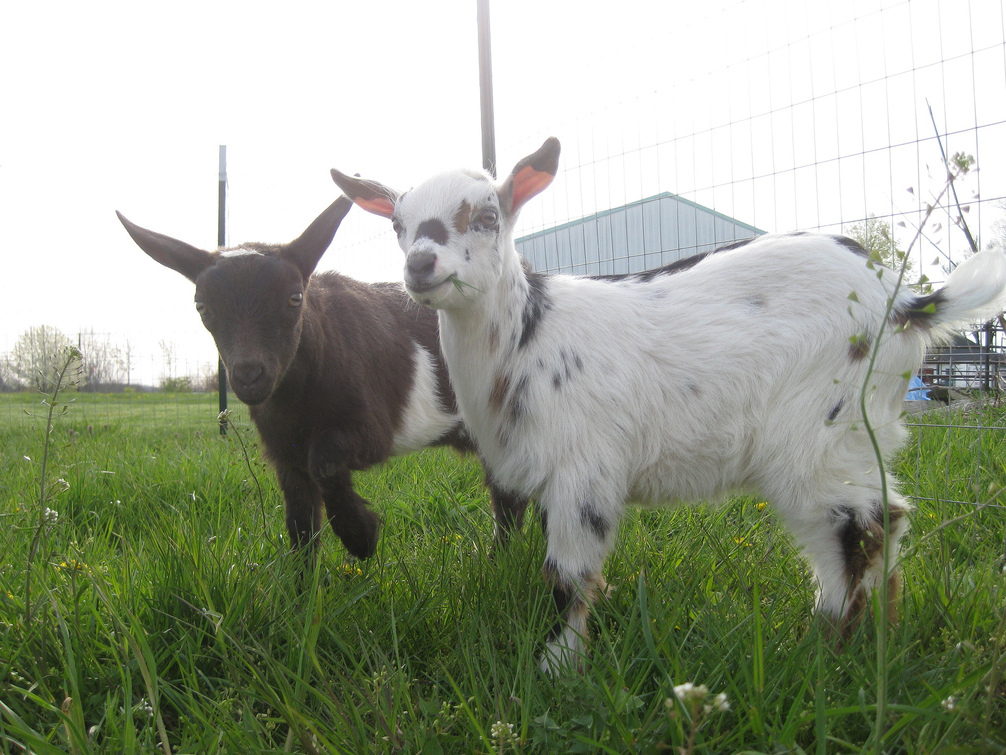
406, 248, 438, 281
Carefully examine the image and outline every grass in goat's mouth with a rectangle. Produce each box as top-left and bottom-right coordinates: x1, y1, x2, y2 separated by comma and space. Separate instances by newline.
449, 275, 482, 295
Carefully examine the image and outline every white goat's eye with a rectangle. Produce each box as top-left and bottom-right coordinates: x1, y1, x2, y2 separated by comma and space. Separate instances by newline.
392, 218, 404, 236
195, 301, 206, 316
289, 293, 303, 307
477, 209, 499, 229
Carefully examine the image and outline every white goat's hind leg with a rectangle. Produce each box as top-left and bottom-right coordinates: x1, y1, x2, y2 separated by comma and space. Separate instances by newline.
538, 490, 618, 674
779, 486, 909, 634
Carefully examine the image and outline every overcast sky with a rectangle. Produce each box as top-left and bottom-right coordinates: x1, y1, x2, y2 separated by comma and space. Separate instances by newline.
2, 0, 1003, 384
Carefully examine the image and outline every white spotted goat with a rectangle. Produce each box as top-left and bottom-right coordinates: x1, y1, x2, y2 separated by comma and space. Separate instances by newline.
332, 138, 1006, 672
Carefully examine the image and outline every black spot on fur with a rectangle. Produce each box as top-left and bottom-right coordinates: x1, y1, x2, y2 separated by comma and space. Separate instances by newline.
834, 506, 859, 569
715, 236, 760, 252
831, 234, 870, 257
594, 237, 756, 284
415, 218, 448, 246
519, 272, 552, 349
553, 348, 584, 390
827, 398, 844, 422
891, 291, 947, 328
835, 503, 902, 590
580, 501, 609, 539
598, 252, 711, 283
543, 556, 575, 641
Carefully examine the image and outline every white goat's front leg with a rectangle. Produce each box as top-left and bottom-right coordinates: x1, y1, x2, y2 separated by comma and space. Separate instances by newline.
538, 482, 620, 674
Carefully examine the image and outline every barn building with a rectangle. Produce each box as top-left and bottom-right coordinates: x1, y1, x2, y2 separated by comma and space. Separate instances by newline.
516, 191, 764, 276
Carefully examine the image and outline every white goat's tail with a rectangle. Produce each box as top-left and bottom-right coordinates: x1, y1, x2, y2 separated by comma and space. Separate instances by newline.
899, 249, 1006, 344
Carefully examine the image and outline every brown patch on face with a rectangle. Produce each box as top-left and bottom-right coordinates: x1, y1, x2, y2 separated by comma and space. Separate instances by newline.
452, 200, 473, 235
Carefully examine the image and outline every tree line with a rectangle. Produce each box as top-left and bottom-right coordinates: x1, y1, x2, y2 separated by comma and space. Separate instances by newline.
0, 325, 218, 393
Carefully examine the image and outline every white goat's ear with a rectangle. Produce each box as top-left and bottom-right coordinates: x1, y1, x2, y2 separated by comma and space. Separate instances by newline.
500, 137, 561, 218
284, 196, 353, 280
330, 168, 398, 219
116, 211, 215, 283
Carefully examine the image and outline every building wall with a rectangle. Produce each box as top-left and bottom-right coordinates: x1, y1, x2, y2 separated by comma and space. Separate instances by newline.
516, 192, 763, 275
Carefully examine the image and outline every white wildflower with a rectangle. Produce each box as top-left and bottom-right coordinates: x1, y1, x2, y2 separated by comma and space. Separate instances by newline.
673, 682, 709, 706
942, 695, 956, 712
134, 697, 154, 719
490, 720, 514, 740
704, 691, 730, 714
44, 507, 58, 524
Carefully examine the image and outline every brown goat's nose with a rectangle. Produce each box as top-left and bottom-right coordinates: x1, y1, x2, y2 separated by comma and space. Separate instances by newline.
406, 248, 438, 281
231, 361, 264, 387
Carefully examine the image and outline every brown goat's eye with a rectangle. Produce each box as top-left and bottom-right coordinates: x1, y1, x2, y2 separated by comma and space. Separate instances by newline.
288, 293, 303, 307
195, 301, 207, 316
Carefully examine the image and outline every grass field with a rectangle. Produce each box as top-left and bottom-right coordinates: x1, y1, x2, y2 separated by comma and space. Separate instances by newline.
1, 390, 1004, 753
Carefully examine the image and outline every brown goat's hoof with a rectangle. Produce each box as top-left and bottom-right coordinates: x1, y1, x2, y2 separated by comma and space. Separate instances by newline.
338, 509, 381, 560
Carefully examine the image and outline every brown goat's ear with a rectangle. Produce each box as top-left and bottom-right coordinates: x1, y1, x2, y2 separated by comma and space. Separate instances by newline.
116, 211, 215, 283
284, 196, 353, 280
330, 168, 398, 219
499, 137, 561, 218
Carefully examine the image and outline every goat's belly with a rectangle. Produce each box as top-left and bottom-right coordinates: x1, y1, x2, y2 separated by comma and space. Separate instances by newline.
628, 451, 750, 507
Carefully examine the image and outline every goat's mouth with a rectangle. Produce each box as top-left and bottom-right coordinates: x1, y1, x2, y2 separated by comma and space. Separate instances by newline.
230, 384, 274, 406
405, 274, 453, 297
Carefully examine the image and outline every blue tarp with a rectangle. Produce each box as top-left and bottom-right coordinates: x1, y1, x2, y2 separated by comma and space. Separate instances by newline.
905, 374, 930, 400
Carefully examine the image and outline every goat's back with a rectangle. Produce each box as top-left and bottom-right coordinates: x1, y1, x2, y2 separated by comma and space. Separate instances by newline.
453, 234, 1003, 506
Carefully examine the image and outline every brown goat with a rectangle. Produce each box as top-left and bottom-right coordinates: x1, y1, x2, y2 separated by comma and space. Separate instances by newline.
117, 197, 527, 563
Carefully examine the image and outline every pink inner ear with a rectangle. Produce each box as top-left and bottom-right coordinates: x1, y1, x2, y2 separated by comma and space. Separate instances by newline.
509, 165, 555, 214
354, 195, 395, 219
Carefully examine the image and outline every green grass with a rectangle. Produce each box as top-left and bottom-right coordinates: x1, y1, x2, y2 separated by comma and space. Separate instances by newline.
1, 391, 1004, 753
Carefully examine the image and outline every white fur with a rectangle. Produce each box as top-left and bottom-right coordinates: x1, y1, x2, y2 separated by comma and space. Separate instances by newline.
390, 342, 461, 455
218, 246, 265, 258
354, 144, 1006, 673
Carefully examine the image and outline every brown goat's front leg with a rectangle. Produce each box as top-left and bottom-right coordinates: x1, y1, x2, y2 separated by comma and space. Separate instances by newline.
275, 465, 324, 564
316, 467, 381, 560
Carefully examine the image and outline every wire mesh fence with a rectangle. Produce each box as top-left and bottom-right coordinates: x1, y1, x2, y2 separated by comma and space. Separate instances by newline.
3, 0, 1005, 513
480, 0, 1006, 512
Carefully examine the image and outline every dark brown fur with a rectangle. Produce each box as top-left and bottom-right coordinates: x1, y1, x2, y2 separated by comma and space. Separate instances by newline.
117, 199, 527, 566
836, 505, 905, 631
